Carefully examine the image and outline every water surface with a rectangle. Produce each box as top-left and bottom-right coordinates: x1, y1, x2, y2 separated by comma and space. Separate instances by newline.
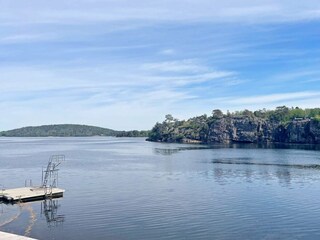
1, 137, 320, 240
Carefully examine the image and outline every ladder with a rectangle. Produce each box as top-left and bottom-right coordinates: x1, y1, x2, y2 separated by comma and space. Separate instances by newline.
42, 155, 65, 196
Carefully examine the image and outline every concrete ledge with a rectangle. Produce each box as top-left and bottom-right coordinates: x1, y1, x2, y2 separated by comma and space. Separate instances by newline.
0, 231, 37, 239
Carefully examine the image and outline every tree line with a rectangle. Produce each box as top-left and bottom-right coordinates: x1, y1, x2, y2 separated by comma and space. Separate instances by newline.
147, 106, 320, 142
0, 124, 150, 137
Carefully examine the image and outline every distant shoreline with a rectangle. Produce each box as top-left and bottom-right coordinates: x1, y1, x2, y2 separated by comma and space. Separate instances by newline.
0, 124, 150, 138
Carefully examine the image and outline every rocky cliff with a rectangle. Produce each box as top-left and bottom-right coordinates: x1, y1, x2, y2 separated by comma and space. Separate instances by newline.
148, 116, 320, 144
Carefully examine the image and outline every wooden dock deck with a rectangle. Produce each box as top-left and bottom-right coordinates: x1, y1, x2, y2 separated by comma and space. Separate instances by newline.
0, 187, 65, 203
0, 231, 37, 239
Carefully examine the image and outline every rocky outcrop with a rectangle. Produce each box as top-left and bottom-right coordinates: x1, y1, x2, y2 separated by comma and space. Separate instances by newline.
283, 119, 320, 144
207, 117, 277, 143
148, 117, 320, 144
310, 120, 320, 143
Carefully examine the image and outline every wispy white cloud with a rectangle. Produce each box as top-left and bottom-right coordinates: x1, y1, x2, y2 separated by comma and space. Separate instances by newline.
225, 91, 320, 105
0, 33, 57, 44
65, 44, 153, 53
271, 70, 320, 82
0, 59, 235, 103
0, 65, 202, 130
141, 60, 208, 73
192, 91, 320, 115
219, 5, 281, 19
158, 49, 176, 56
146, 72, 237, 86
140, 60, 236, 86
0, 66, 86, 92
1, 0, 320, 26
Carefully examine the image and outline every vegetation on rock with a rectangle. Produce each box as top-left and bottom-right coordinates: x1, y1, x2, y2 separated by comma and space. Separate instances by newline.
115, 130, 150, 137
0, 124, 117, 137
147, 106, 320, 144
0, 124, 149, 137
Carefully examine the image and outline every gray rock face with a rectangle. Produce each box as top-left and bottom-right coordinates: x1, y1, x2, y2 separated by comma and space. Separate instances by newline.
206, 117, 320, 144
284, 119, 320, 144
148, 116, 320, 144
207, 117, 263, 143
310, 121, 320, 143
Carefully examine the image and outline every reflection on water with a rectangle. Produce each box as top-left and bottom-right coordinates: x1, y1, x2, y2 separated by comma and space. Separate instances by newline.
0, 198, 65, 236
210, 155, 320, 187
154, 146, 209, 155
154, 148, 180, 155
41, 199, 65, 228
154, 142, 320, 156
0, 202, 21, 229
212, 165, 293, 187
212, 158, 320, 169
209, 142, 320, 151
24, 203, 37, 237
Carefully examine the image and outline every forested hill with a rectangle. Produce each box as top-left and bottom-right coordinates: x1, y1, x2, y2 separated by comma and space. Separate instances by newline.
147, 106, 320, 144
0, 124, 117, 137
0, 124, 149, 137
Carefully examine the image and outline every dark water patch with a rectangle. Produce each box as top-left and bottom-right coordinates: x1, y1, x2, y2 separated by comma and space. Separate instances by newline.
212, 158, 320, 169
154, 146, 209, 155
207, 142, 320, 151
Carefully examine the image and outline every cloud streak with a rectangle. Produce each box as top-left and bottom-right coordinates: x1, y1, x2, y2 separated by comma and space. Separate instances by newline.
1, 0, 320, 26
226, 91, 320, 105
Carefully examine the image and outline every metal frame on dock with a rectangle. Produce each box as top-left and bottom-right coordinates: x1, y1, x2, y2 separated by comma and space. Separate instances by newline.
0, 155, 65, 203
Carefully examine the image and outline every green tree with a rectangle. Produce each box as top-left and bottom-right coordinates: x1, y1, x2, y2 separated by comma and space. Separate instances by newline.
212, 109, 223, 119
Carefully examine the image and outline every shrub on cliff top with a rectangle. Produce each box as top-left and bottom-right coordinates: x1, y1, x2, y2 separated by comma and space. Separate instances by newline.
314, 115, 320, 122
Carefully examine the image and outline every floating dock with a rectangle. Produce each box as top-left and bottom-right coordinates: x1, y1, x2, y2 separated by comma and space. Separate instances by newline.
0, 155, 65, 203
0, 187, 65, 203
0, 231, 37, 239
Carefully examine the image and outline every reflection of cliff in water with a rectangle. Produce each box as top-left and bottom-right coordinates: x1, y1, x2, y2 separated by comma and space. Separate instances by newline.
212, 158, 320, 170
207, 142, 320, 151
41, 199, 65, 228
154, 146, 209, 155
154, 143, 320, 156
210, 157, 320, 186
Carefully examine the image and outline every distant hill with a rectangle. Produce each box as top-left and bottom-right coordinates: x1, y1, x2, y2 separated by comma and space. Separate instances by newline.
0, 124, 150, 137
0, 124, 118, 137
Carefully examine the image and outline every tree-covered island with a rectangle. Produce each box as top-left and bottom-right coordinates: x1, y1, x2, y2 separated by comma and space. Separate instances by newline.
147, 106, 320, 144
0, 124, 150, 137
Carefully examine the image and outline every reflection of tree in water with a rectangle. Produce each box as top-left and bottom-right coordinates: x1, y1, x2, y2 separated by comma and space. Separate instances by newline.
210, 158, 312, 186
244, 168, 253, 182
154, 143, 320, 156
275, 168, 291, 186
154, 148, 180, 155
212, 167, 254, 184
154, 146, 208, 155
41, 199, 65, 228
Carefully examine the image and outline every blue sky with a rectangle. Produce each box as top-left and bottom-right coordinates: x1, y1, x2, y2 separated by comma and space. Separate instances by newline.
0, 0, 320, 130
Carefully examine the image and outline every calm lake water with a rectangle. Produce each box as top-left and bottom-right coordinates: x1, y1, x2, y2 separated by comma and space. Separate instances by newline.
1, 137, 320, 240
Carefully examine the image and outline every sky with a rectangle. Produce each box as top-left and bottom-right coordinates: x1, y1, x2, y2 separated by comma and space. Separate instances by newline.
0, 0, 320, 131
